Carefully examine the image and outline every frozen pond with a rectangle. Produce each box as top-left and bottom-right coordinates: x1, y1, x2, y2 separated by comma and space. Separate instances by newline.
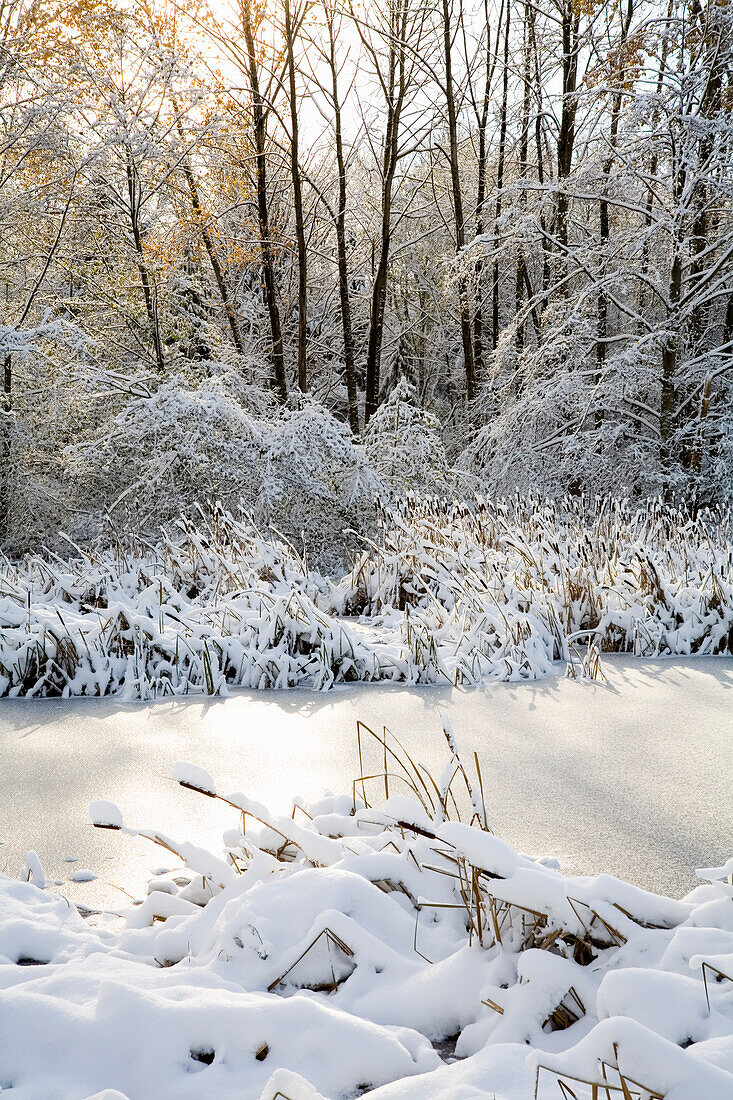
1, 655, 731, 911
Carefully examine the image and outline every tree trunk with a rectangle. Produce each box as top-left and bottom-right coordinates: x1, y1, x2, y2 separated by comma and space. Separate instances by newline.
515, 3, 531, 354
530, 7, 550, 302
0, 354, 12, 538
639, 0, 673, 319
596, 0, 633, 417
660, 250, 682, 485
441, 0, 475, 402
241, 0, 289, 404
327, 11, 359, 434
365, 219, 392, 423
472, 0, 500, 379
364, 0, 408, 424
491, 0, 510, 350
284, 0, 308, 393
555, 1, 580, 266
126, 153, 165, 373
688, 0, 724, 347
177, 130, 245, 355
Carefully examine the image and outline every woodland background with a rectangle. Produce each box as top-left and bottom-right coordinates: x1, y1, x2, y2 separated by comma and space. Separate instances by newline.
1, 0, 732, 562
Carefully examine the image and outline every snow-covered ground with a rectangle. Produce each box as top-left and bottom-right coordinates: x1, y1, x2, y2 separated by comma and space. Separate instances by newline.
1, 689, 732, 1099
2, 656, 731, 910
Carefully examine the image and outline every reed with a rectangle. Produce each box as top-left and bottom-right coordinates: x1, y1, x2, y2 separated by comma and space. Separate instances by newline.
1, 496, 730, 697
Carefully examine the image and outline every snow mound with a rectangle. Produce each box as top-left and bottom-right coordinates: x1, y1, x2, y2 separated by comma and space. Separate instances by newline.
89, 801, 124, 829
2, 724, 732, 1098
70, 869, 97, 883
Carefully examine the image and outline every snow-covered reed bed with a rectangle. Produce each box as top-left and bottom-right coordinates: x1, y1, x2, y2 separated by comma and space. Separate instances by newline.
334, 495, 733, 675
3, 720, 732, 1098
1, 497, 731, 697
0, 507, 386, 698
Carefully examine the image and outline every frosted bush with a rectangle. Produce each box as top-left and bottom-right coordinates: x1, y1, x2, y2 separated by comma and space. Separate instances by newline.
363, 379, 458, 499
67, 378, 383, 563
67, 375, 266, 534
462, 305, 675, 502
261, 398, 381, 565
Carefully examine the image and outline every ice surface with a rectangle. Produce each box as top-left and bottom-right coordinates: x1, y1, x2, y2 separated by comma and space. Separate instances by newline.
2, 656, 732, 911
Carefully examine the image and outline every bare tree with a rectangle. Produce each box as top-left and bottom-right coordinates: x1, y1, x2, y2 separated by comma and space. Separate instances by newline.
438, 0, 476, 401
352, 0, 429, 423
303, 0, 361, 432
283, 0, 310, 392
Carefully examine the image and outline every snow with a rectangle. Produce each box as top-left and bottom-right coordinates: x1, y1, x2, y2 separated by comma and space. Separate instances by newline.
171, 763, 218, 797
89, 801, 124, 830
698, 858, 733, 882
23, 851, 47, 889
528, 1017, 733, 1100
83, 1092, 131, 1100
258, 1071, 329, 1100
1, 746, 731, 1099
436, 822, 517, 878
70, 869, 97, 883
0, 959, 438, 1099
366, 1044, 533, 1099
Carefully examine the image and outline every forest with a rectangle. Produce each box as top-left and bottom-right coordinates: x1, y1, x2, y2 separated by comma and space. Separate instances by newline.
1, 0, 731, 558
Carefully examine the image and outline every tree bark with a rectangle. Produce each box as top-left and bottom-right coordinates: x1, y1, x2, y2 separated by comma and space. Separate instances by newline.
555, 0, 580, 265
364, 0, 409, 424
529, 6, 550, 302
326, 6, 359, 434
596, 0, 633, 421
0, 353, 11, 538
472, 0, 501, 379
125, 152, 165, 373
177, 127, 245, 355
660, 250, 682, 485
491, 0, 510, 350
515, 3, 531, 354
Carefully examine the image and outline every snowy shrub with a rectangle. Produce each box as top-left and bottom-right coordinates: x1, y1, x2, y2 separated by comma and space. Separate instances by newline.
462, 305, 671, 502
260, 398, 382, 566
2, 721, 731, 1098
0, 412, 70, 551
67, 379, 383, 564
363, 379, 458, 500
66, 375, 266, 535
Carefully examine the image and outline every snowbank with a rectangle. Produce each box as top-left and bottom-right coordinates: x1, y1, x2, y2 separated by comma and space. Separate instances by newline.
2, 726, 731, 1098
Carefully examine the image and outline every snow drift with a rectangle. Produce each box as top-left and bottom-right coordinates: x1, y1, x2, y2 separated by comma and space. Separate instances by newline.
2, 722, 731, 1098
